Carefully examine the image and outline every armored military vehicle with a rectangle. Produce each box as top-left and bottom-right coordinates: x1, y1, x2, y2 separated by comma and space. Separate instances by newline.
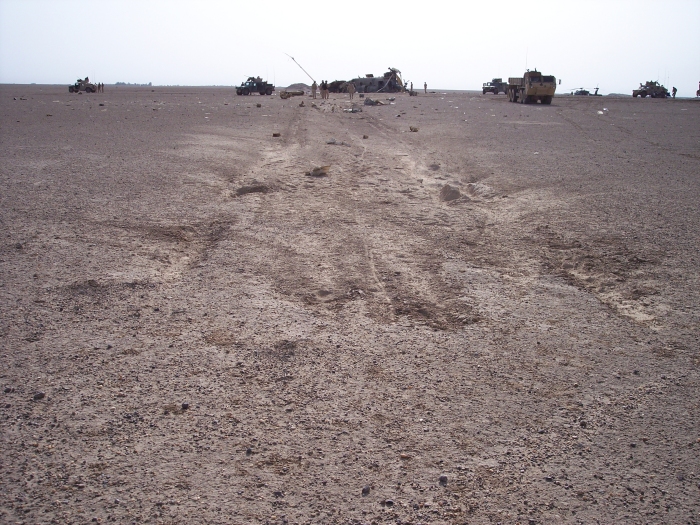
69, 78, 97, 93
236, 77, 274, 96
506, 70, 556, 104
348, 68, 405, 93
482, 78, 508, 95
632, 81, 669, 98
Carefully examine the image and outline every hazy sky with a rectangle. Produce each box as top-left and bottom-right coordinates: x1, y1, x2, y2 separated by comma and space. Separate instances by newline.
1, 0, 699, 96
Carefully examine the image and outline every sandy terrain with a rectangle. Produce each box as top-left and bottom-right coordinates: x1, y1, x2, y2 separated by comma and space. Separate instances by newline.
1, 84, 699, 525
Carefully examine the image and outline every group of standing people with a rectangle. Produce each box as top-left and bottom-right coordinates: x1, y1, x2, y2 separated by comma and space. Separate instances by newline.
311, 80, 331, 100
80, 77, 104, 93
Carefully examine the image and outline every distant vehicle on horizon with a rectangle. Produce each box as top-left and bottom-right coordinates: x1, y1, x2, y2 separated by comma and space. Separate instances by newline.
482, 78, 508, 95
633, 80, 669, 98
69, 78, 97, 93
236, 77, 274, 96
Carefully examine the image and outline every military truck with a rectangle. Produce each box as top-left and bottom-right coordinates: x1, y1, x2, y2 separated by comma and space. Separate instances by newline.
506, 70, 556, 104
236, 77, 274, 96
482, 78, 508, 95
69, 78, 97, 93
632, 81, 669, 98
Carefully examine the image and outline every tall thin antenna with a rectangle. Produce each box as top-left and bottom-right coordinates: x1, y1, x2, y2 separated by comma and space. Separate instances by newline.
525, 47, 528, 70
284, 53, 316, 84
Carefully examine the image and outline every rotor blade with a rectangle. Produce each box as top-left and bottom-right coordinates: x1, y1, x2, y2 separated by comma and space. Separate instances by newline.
284, 53, 316, 84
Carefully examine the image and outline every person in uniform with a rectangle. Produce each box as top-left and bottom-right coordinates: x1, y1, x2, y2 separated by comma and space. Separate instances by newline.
672, 86, 677, 99
347, 81, 356, 100
424, 82, 427, 94
311, 81, 318, 99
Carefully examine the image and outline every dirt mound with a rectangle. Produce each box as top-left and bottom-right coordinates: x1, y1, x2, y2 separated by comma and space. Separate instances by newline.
285, 83, 309, 91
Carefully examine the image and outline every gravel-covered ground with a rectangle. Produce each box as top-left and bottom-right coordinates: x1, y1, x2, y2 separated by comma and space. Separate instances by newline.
1, 84, 699, 525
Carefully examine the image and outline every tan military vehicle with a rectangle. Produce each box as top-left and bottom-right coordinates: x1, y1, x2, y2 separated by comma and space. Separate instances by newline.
506, 70, 556, 104
69, 78, 97, 93
632, 81, 669, 98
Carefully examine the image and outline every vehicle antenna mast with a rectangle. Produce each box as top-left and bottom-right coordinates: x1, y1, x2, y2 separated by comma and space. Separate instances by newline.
284, 53, 316, 84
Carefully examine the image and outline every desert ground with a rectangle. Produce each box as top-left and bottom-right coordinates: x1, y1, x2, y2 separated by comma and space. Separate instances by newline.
1, 84, 699, 525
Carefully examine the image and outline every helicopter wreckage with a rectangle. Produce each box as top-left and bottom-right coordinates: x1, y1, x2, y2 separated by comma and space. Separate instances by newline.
329, 68, 407, 94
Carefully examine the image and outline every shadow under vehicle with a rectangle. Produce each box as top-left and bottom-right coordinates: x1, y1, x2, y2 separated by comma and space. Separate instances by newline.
632, 80, 669, 98
69, 78, 97, 93
236, 77, 275, 96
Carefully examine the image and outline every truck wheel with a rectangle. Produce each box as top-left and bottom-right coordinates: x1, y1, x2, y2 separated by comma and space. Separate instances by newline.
542, 96, 552, 105
242, 88, 250, 95
640, 91, 647, 98
266, 88, 273, 95
236, 90, 241, 95
69, 86, 74, 93
519, 91, 526, 104
633, 93, 638, 98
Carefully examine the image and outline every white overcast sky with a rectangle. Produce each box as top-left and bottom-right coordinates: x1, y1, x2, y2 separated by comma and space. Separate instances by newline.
1, 0, 699, 96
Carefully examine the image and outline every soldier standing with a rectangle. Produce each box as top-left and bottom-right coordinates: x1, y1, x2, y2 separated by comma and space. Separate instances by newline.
311, 81, 318, 99
347, 81, 356, 100
424, 82, 427, 94
410, 81, 413, 93
672, 86, 677, 98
